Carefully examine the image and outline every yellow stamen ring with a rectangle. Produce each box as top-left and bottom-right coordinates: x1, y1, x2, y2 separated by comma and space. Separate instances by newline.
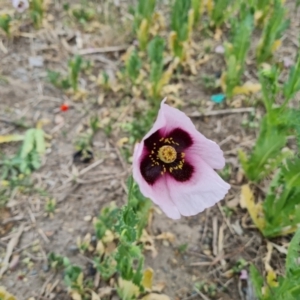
158, 145, 177, 164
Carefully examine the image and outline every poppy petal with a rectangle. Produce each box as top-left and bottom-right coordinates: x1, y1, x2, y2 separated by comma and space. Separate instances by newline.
140, 154, 163, 185
168, 161, 194, 182
133, 143, 181, 219
159, 101, 225, 169
166, 155, 230, 217
168, 128, 193, 152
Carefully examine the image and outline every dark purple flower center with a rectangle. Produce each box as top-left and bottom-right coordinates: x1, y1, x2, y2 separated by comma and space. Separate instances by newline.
140, 128, 194, 185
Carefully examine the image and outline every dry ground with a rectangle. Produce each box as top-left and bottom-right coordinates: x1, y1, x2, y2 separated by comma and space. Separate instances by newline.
1, 0, 300, 299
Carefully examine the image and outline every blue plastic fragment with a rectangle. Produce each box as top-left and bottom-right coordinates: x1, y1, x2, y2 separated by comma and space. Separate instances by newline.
211, 93, 226, 103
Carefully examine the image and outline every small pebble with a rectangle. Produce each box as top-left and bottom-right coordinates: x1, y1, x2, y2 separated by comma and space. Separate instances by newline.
68, 245, 78, 254
84, 215, 92, 222
42, 264, 50, 273
30, 270, 37, 276
29, 56, 44, 67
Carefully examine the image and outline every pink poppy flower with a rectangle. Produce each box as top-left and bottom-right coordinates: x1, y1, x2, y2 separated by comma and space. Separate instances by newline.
133, 99, 230, 219
11, 0, 29, 13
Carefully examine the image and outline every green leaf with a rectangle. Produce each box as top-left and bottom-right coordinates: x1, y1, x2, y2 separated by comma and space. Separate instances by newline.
35, 129, 45, 154
126, 50, 141, 82
171, 0, 191, 42
250, 264, 264, 299
0, 14, 12, 35
282, 159, 300, 189
240, 117, 288, 182
284, 44, 300, 102
256, 0, 289, 63
286, 228, 300, 276
20, 129, 36, 159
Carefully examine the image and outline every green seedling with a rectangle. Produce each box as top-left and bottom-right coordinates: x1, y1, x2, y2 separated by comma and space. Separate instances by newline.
256, 0, 289, 64
178, 243, 188, 254
194, 281, 217, 297
64, 265, 85, 295
72, 5, 95, 24
147, 36, 165, 100
68, 55, 83, 91
170, 0, 193, 61
283, 45, 300, 104
251, 228, 300, 299
201, 74, 217, 91
191, 0, 203, 24
219, 163, 231, 181
94, 203, 120, 240
134, 0, 157, 50
47, 55, 88, 92
259, 65, 281, 114
238, 117, 291, 182
0, 14, 12, 36
77, 234, 92, 254
239, 62, 300, 183
261, 159, 300, 237
100, 71, 110, 91
0, 173, 32, 208
207, 0, 238, 28
45, 198, 56, 215
249, 0, 274, 25
94, 255, 117, 281
47, 70, 71, 90
30, 0, 44, 29
48, 253, 70, 270
19, 128, 45, 175
74, 116, 99, 162
223, 8, 253, 97
222, 206, 233, 218
121, 108, 157, 146
125, 49, 142, 84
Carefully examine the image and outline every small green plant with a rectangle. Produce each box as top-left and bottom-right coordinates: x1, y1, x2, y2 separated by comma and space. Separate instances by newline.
238, 117, 291, 182
207, 0, 237, 28
30, 0, 44, 28
71, 5, 95, 24
178, 243, 188, 254
283, 46, 300, 104
170, 0, 193, 61
223, 8, 253, 97
48, 253, 70, 270
94, 178, 151, 298
239, 60, 300, 183
18, 128, 45, 174
125, 50, 142, 84
0, 128, 46, 179
191, 0, 203, 24
64, 265, 85, 296
251, 228, 300, 299
45, 198, 56, 216
147, 36, 165, 100
47, 70, 71, 90
0, 14, 12, 36
194, 280, 217, 297
201, 74, 217, 91
74, 116, 99, 162
47, 55, 89, 92
121, 108, 157, 146
68, 55, 83, 91
134, 0, 157, 50
260, 159, 300, 237
94, 203, 120, 240
256, 0, 289, 64
249, 0, 274, 25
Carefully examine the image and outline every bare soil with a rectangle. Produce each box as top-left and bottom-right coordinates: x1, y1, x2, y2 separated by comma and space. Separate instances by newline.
1, 1, 300, 300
